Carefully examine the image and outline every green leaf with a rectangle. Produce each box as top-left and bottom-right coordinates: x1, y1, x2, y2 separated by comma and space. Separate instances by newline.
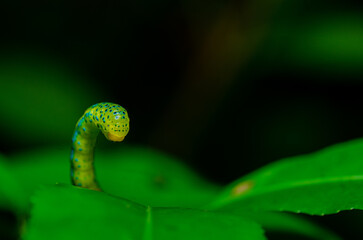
207, 138, 363, 215
24, 185, 266, 240
151, 208, 265, 240
244, 212, 341, 240
25, 185, 146, 240
7, 145, 219, 212
7, 148, 70, 209
97, 146, 220, 207
0, 154, 27, 213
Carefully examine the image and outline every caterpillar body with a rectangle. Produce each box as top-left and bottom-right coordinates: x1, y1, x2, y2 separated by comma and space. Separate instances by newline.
70, 102, 130, 191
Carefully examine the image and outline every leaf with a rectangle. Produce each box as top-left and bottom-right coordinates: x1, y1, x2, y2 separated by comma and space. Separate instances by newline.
151, 208, 265, 240
7, 145, 219, 212
207, 138, 363, 215
0, 154, 27, 213
25, 185, 146, 240
244, 212, 341, 240
7, 148, 70, 209
96, 146, 220, 207
24, 185, 266, 240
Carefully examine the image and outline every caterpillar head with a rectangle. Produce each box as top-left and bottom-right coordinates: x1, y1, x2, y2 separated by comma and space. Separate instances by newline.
99, 104, 130, 142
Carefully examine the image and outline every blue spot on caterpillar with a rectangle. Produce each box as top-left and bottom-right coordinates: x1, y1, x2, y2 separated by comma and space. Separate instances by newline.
70, 102, 130, 191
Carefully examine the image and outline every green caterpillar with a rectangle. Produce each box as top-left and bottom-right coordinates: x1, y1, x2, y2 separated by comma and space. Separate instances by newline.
70, 102, 130, 191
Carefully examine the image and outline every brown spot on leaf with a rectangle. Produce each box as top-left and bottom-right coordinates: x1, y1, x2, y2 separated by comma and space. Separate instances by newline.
231, 180, 254, 197
153, 175, 166, 189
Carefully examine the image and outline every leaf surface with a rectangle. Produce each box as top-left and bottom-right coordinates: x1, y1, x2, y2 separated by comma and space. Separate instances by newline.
0, 154, 27, 212
208, 138, 363, 215
7, 146, 219, 212
24, 185, 266, 240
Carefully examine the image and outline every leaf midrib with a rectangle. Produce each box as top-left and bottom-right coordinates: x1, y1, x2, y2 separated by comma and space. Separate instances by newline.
143, 205, 153, 240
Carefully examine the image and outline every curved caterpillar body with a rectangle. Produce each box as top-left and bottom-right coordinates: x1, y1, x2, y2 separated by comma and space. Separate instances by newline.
70, 102, 130, 191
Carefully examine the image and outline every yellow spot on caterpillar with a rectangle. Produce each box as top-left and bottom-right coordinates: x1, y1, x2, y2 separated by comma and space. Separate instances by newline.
231, 180, 253, 197
106, 132, 125, 142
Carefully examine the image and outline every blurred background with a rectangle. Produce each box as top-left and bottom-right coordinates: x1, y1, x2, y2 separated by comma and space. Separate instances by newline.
0, 0, 362, 239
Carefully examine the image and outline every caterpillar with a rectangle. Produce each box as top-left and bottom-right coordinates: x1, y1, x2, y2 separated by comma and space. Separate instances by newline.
70, 102, 130, 191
